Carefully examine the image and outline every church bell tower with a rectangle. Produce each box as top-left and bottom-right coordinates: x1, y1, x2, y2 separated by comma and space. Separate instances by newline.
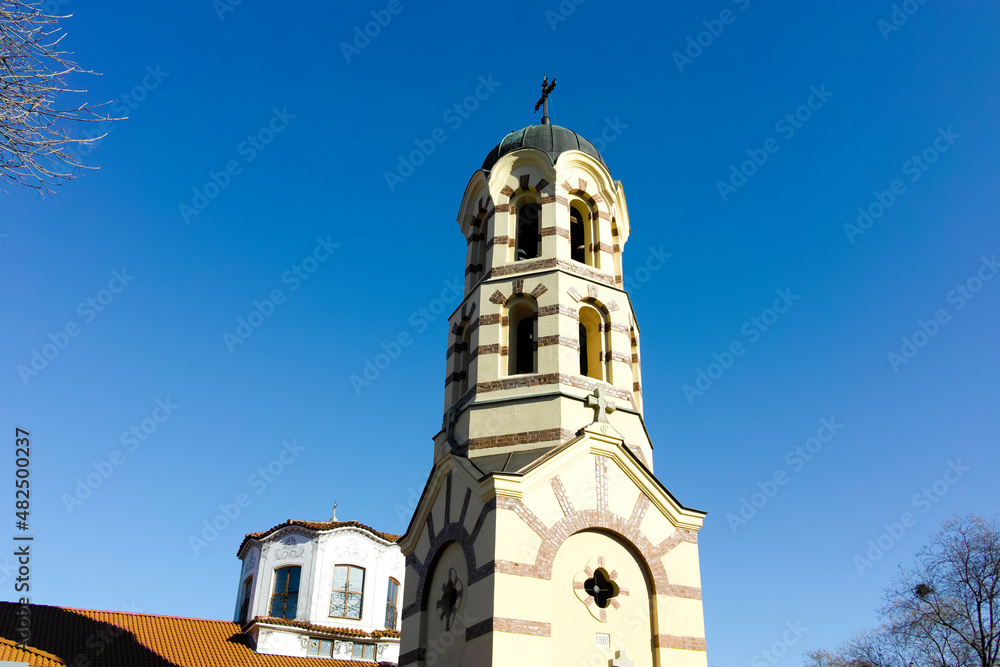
398, 82, 708, 667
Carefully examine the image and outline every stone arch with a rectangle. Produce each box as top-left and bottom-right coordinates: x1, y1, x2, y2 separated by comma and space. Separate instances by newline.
550, 529, 656, 666
503, 294, 537, 375
417, 541, 470, 666
447, 301, 478, 408
566, 189, 601, 268
401, 474, 495, 623
577, 298, 612, 382
493, 458, 701, 601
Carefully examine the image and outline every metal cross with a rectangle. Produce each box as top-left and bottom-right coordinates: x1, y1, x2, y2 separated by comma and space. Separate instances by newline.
534, 76, 556, 125
586, 387, 616, 424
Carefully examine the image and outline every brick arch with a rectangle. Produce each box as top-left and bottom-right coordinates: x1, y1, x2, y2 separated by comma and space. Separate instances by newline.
465, 205, 491, 280
493, 457, 702, 601
401, 473, 496, 622
446, 302, 479, 408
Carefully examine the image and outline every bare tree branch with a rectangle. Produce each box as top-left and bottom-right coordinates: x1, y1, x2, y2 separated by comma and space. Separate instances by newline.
1, 0, 121, 193
807, 515, 1000, 667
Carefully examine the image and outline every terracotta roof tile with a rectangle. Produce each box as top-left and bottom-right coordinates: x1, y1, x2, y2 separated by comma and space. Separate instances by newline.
0, 603, 382, 667
249, 617, 400, 640
0, 637, 66, 666
237, 520, 401, 556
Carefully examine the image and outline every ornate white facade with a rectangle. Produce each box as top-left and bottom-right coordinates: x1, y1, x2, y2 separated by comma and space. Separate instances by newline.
236, 519, 404, 663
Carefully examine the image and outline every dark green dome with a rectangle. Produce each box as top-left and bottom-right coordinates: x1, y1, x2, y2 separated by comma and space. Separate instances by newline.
482, 123, 606, 171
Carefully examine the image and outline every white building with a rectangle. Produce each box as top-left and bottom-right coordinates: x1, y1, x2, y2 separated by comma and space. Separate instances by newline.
236, 517, 404, 663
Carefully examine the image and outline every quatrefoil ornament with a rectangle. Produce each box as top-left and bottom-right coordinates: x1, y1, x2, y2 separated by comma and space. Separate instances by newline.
435, 567, 464, 630
573, 557, 629, 622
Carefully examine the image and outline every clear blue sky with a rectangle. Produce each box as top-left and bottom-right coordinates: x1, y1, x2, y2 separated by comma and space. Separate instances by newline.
2, 1, 998, 664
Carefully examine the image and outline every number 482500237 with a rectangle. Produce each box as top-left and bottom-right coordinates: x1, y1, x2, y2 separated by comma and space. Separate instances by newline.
15, 428, 30, 527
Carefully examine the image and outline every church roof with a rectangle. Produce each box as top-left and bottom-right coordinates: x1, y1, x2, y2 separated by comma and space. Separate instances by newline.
0, 603, 376, 667
238, 519, 401, 555
481, 123, 606, 171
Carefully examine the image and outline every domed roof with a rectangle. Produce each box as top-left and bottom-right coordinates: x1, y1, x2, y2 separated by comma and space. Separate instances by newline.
482, 123, 606, 171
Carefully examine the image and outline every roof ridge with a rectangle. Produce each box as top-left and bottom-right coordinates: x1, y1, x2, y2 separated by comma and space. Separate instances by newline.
237, 518, 401, 556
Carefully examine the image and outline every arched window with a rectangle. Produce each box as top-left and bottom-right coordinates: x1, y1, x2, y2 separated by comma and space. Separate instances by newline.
270, 566, 299, 619
571, 207, 586, 264
385, 577, 400, 630
475, 232, 488, 275
630, 326, 641, 401
457, 326, 472, 396
239, 575, 253, 623
570, 200, 598, 267
579, 305, 607, 381
469, 213, 488, 279
330, 564, 365, 619
515, 199, 540, 261
611, 219, 622, 280
508, 299, 537, 375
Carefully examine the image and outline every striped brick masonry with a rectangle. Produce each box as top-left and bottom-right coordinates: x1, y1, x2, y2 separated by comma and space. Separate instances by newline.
491, 475, 703, 602
656, 635, 707, 651
595, 456, 609, 511
550, 476, 575, 516
536, 334, 579, 350
465, 617, 552, 641
465, 427, 577, 451
401, 483, 495, 622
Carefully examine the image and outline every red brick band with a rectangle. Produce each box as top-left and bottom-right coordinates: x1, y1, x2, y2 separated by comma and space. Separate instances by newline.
656, 635, 707, 651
